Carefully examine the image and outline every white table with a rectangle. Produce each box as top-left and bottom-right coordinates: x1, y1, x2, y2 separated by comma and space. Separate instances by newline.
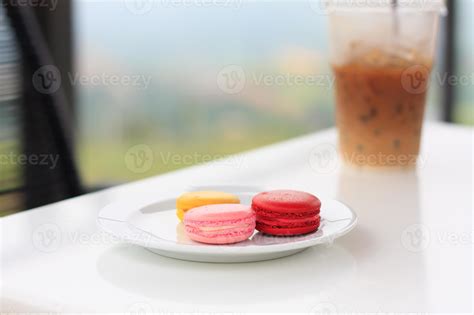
1, 122, 472, 313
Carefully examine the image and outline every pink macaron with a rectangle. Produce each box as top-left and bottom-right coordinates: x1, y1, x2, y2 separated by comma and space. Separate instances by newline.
183, 204, 256, 244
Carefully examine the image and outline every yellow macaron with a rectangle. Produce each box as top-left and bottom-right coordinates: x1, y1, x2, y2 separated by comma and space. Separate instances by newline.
176, 191, 240, 221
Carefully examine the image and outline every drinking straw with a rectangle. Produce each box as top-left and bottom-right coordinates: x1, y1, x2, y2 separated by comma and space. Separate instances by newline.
391, 0, 399, 35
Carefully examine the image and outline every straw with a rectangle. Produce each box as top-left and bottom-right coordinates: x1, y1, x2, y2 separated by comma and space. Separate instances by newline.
391, 0, 399, 35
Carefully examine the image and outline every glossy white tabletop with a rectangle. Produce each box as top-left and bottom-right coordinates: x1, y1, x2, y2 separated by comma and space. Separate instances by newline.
1, 122, 472, 313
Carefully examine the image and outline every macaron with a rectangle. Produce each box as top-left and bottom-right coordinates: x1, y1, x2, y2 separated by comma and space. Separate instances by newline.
251, 190, 321, 236
176, 191, 240, 221
183, 204, 256, 244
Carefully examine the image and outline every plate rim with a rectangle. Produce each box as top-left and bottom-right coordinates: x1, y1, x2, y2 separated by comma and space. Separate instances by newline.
97, 194, 358, 255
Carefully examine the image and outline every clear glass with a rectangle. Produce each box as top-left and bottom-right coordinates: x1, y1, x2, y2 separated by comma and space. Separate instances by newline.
328, 7, 442, 168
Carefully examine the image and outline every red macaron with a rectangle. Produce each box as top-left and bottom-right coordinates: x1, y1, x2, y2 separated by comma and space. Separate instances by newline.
251, 190, 321, 236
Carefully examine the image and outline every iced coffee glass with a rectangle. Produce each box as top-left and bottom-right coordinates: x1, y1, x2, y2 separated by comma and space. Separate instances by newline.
328, 1, 445, 168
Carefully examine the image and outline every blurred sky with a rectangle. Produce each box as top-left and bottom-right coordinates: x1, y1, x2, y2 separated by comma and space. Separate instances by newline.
74, 1, 329, 66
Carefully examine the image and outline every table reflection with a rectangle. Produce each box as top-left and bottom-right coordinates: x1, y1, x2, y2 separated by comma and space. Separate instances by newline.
336, 166, 428, 311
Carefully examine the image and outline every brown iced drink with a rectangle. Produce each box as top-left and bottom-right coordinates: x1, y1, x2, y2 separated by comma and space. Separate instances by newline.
333, 47, 432, 168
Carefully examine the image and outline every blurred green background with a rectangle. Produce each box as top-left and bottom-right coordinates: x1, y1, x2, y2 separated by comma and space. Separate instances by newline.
0, 1, 472, 216
73, 0, 472, 186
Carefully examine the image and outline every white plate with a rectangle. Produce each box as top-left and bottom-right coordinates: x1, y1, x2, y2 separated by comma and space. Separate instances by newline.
97, 191, 357, 263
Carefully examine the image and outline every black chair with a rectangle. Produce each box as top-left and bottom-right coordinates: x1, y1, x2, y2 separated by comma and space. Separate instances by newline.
0, 1, 82, 215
